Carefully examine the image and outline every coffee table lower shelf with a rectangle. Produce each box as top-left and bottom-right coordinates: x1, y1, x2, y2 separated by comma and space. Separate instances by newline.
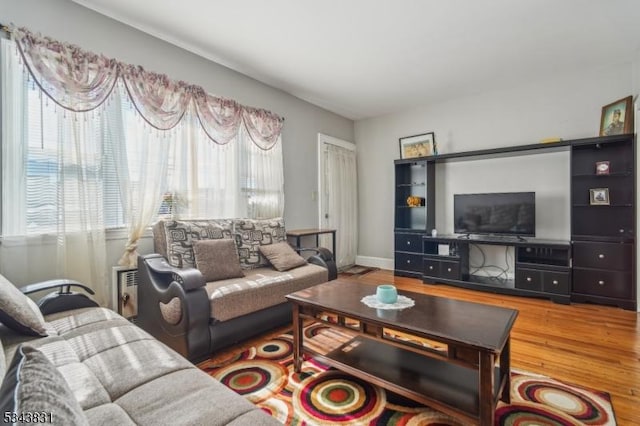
309, 336, 502, 424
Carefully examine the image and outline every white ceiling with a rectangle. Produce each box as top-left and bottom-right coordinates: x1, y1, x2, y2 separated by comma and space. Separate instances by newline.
73, 0, 640, 120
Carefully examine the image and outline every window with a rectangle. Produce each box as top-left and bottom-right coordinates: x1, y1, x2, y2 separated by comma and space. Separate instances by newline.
1, 37, 284, 239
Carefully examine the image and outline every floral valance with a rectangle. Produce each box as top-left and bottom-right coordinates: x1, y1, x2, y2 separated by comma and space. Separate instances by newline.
12, 27, 283, 148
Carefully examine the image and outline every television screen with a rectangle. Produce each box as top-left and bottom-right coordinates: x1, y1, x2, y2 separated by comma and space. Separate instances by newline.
454, 192, 535, 237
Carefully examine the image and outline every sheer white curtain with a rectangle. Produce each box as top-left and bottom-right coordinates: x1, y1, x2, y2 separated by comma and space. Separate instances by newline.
240, 128, 285, 219
117, 92, 172, 266
169, 119, 241, 219
168, 121, 284, 220
325, 143, 358, 269
1, 38, 109, 305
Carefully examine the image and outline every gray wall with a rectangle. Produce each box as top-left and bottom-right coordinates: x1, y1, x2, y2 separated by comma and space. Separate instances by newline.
0, 0, 353, 294
355, 63, 634, 270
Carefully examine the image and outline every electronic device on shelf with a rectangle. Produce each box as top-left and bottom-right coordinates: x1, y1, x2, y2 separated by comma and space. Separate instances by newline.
454, 192, 535, 238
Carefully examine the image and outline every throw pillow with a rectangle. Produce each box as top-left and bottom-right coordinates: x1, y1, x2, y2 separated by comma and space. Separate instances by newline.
0, 345, 88, 425
0, 274, 47, 337
164, 219, 233, 268
193, 239, 245, 282
234, 218, 286, 269
259, 242, 308, 272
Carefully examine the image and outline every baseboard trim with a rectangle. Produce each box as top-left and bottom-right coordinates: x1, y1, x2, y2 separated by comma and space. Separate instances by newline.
355, 255, 393, 271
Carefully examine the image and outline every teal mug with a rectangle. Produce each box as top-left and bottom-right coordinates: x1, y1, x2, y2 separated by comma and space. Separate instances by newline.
376, 285, 398, 304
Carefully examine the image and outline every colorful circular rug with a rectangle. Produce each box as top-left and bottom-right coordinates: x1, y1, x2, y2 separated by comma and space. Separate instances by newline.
200, 328, 616, 425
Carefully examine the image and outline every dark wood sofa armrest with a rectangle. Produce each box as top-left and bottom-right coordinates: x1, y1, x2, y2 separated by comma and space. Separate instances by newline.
20, 279, 95, 296
294, 247, 337, 281
137, 254, 211, 361
143, 255, 205, 291
19, 279, 98, 315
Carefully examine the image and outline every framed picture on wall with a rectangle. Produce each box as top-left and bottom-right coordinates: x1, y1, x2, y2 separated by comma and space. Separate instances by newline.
399, 132, 436, 159
599, 96, 633, 136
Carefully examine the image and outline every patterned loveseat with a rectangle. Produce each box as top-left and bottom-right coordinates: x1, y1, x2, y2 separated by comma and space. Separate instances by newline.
137, 218, 336, 362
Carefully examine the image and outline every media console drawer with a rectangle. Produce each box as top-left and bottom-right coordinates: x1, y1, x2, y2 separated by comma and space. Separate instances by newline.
515, 268, 542, 291
395, 252, 423, 273
395, 233, 423, 253
541, 271, 570, 295
423, 258, 460, 280
515, 268, 569, 294
440, 260, 460, 280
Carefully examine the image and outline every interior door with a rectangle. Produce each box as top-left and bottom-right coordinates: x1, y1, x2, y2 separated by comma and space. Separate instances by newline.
318, 133, 357, 270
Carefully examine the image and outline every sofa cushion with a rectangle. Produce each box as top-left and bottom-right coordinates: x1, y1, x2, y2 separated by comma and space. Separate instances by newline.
205, 263, 328, 321
194, 239, 245, 281
0, 338, 5, 384
0, 274, 48, 337
164, 219, 233, 268
259, 242, 307, 271
233, 218, 286, 269
0, 345, 88, 425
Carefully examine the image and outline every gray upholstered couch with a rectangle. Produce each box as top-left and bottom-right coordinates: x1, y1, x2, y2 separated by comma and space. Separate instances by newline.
0, 274, 280, 426
137, 218, 336, 362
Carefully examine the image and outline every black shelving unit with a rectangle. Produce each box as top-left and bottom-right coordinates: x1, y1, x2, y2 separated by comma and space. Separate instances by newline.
570, 135, 636, 310
392, 133, 636, 310
394, 158, 435, 277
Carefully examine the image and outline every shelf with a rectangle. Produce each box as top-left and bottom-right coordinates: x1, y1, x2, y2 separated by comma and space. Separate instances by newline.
516, 261, 569, 270
397, 205, 426, 209
572, 235, 634, 243
572, 204, 633, 207
397, 183, 426, 187
424, 254, 461, 261
572, 172, 632, 178
468, 275, 515, 289
395, 228, 427, 233
319, 336, 500, 416
393, 134, 633, 163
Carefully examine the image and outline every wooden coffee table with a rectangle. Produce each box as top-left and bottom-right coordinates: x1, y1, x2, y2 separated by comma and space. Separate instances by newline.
286, 279, 518, 425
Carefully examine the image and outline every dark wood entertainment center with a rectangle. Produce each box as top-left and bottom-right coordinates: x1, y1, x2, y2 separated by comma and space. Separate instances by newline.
394, 134, 636, 310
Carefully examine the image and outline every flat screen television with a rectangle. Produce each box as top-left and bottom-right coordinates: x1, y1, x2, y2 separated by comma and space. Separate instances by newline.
454, 192, 535, 237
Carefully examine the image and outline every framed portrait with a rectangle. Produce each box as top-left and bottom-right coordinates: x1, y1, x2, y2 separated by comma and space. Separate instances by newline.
599, 96, 633, 136
589, 188, 610, 205
399, 132, 435, 159
595, 161, 610, 175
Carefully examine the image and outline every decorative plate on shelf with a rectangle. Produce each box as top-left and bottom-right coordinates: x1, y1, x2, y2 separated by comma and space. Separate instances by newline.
595, 161, 610, 175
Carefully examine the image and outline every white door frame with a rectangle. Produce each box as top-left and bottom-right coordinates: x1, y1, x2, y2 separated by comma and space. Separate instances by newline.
317, 133, 356, 229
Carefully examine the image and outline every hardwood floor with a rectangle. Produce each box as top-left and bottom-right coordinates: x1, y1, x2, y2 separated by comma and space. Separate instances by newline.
204, 269, 640, 425
361, 269, 640, 425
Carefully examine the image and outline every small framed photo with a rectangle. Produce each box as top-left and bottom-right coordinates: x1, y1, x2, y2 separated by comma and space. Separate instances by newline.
599, 96, 633, 136
595, 161, 610, 175
399, 132, 435, 159
589, 188, 610, 205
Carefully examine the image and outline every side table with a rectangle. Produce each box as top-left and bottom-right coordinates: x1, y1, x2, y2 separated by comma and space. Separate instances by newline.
286, 228, 336, 261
